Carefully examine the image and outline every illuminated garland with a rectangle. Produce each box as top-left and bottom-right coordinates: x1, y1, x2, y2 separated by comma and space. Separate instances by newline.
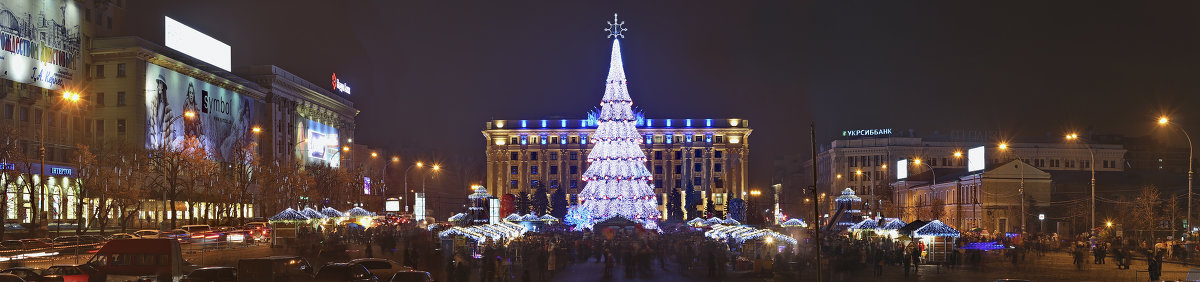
320, 207, 346, 218
704, 224, 797, 245
848, 219, 878, 231
780, 218, 808, 228
346, 207, 375, 217
438, 222, 528, 245
269, 208, 308, 221
913, 220, 961, 237
875, 218, 907, 232
300, 208, 327, 219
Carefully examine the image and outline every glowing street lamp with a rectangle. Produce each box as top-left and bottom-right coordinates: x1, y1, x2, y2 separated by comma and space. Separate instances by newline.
1157, 116, 1193, 231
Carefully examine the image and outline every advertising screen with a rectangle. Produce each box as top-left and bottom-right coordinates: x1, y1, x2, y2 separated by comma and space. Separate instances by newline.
385, 199, 400, 212
896, 159, 908, 180
363, 177, 371, 195
0, 0, 82, 90
144, 63, 256, 162
299, 119, 341, 167
968, 146, 986, 172
165, 17, 232, 71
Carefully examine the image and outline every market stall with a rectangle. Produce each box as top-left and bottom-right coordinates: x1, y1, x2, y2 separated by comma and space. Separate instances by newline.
847, 218, 879, 239
911, 220, 960, 263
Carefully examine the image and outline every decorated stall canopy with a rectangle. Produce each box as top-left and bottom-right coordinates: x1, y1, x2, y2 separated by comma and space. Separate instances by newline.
705, 224, 797, 245
877, 218, 907, 232
688, 218, 710, 227
539, 215, 558, 222
438, 222, 528, 245
707, 218, 724, 225
301, 208, 327, 219
504, 214, 522, 222
780, 218, 808, 228
848, 218, 878, 231
722, 218, 741, 225
449, 213, 468, 222
270, 208, 308, 221
321, 207, 346, 218
913, 220, 961, 237
346, 207, 375, 217
521, 214, 540, 221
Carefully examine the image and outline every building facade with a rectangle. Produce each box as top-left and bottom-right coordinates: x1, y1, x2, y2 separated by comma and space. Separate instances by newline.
777, 131, 1127, 221
482, 117, 751, 216
893, 160, 1053, 233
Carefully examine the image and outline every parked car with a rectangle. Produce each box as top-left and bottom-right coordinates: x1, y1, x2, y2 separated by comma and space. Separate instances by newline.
180, 267, 236, 282
0, 267, 43, 282
388, 271, 433, 282
181, 225, 220, 242
42, 265, 95, 282
132, 230, 161, 239
242, 222, 270, 240
109, 233, 135, 240
348, 258, 409, 279
86, 239, 194, 282
0, 273, 25, 282
314, 263, 376, 282
210, 227, 248, 242
236, 256, 314, 282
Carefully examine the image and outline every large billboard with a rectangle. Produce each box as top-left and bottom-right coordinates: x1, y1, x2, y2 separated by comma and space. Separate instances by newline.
968, 146, 986, 172
145, 63, 257, 162
164, 17, 231, 71
0, 0, 82, 90
298, 119, 341, 168
896, 159, 908, 180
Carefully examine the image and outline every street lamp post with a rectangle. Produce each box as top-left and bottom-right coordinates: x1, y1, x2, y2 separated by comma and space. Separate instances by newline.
1159, 117, 1194, 232
38, 91, 81, 228
1000, 143, 1027, 233
1066, 133, 1096, 231
403, 162, 424, 214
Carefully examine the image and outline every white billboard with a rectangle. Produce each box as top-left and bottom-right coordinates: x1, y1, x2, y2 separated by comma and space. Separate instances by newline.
144, 63, 256, 162
384, 199, 400, 212
165, 17, 232, 71
0, 0, 82, 90
968, 146, 986, 172
896, 159, 908, 180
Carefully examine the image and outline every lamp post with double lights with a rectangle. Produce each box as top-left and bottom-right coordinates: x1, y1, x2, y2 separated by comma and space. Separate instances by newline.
1065, 133, 1096, 231
1158, 116, 1193, 231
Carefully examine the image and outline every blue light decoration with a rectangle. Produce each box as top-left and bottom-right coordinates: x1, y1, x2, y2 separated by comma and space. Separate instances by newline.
521, 135, 527, 145
541, 120, 547, 128
666, 134, 673, 144
706, 133, 713, 143
580, 134, 587, 144
561, 119, 567, 127
560, 135, 568, 144
521, 120, 528, 128
666, 119, 672, 127
961, 242, 1005, 251
686, 135, 693, 142
540, 135, 547, 144
645, 134, 653, 144
686, 119, 692, 127
580, 120, 587, 127
647, 119, 653, 127
706, 119, 712, 127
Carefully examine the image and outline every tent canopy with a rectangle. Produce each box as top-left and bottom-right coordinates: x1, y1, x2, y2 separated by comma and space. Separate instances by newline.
270, 208, 308, 221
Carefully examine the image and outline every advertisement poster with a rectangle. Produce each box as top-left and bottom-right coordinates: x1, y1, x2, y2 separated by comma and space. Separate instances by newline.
298, 118, 341, 167
0, 0, 81, 90
144, 62, 257, 162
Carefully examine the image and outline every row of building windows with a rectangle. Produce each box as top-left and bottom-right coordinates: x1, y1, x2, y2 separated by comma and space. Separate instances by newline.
509, 149, 724, 161
93, 63, 127, 79
511, 162, 726, 177
502, 133, 742, 146
509, 176, 726, 190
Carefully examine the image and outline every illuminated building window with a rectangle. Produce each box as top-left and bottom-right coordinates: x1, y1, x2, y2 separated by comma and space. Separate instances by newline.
550, 180, 559, 188
530, 166, 538, 175
695, 135, 704, 142
654, 135, 664, 143
551, 136, 559, 144
715, 136, 724, 143
570, 136, 578, 144
510, 180, 518, 189
510, 166, 518, 175
674, 135, 683, 143
510, 137, 518, 144
531, 180, 539, 187
521, 136, 527, 145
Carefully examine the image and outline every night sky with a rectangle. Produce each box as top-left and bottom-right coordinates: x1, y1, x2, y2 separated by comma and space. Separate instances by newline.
126, 1, 1198, 190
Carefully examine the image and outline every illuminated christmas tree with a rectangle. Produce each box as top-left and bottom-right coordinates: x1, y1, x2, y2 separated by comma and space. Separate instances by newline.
577, 14, 660, 229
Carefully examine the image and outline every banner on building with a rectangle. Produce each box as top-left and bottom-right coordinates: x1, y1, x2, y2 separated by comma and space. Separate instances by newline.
144, 62, 257, 162
0, 0, 81, 90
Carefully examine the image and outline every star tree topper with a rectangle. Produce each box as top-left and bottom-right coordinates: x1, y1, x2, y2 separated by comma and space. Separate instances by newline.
605, 13, 627, 38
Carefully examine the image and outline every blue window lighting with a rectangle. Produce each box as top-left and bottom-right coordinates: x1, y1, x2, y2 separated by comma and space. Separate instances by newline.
706, 119, 712, 127
581, 135, 588, 144
561, 119, 567, 127
560, 135, 567, 144
647, 119, 653, 127
666, 119, 672, 127
580, 120, 587, 127
686, 119, 692, 127
541, 135, 547, 144
521, 120, 527, 128
666, 135, 673, 144
686, 135, 693, 142
541, 120, 547, 128
521, 135, 527, 145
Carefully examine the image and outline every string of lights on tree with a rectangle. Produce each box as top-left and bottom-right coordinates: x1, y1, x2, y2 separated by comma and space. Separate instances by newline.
574, 14, 661, 230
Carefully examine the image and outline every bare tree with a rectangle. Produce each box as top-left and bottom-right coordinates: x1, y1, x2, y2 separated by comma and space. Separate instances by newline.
0, 124, 20, 240
930, 198, 946, 220
1131, 185, 1162, 232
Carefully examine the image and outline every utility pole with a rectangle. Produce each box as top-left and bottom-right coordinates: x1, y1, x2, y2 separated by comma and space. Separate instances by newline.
810, 122, 822, 282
